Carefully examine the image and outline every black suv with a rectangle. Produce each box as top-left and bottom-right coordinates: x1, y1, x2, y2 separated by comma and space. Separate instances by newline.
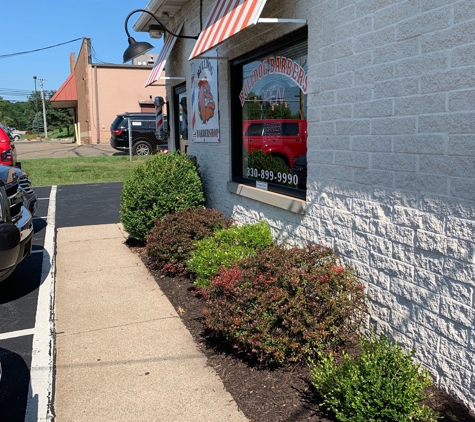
110, 112, 168, 155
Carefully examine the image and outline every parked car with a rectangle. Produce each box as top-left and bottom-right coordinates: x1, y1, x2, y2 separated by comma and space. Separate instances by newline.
110, 112, 169, 156
4, 126, 21, 140
0, 165, 33, 282
243, 119, 307, 168
290, 153, 307, 189
13, 167, 37, 215
0, 125, 17, 167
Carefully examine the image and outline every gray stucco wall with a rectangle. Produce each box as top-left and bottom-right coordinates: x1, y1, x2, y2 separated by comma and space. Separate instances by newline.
165, 0, 475, 410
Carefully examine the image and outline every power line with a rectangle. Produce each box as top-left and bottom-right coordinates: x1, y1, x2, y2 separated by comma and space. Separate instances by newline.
0, 87, 55, 99
0, 88, 33, 102
0, 37, 84, 59
90, 44, 107, 64
0, 88, 32, 94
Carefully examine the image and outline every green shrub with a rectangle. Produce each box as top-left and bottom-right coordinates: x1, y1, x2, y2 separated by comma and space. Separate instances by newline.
187, 220, 274, 289
146, 208, 233, 277
201, 244, 366, 365
120, 152, 205, 241
309, 333, 439, 422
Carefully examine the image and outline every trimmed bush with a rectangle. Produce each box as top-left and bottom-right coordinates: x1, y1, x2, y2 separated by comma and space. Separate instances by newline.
309, 333, 439, 422
187, 220, 274, 289
201, 244, 366, 365
146, 208, 233, 277
120, 152, 205, 241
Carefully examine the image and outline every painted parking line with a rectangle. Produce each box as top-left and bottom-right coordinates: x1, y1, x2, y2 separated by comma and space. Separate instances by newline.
0, 328, 35, 341
25, 186, 56, 422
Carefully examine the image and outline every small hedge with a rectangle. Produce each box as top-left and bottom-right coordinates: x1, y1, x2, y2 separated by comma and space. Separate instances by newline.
309, 333, 439, 422
201, 244, 366, 365
120, 152, 205, 241
146, 207, 233, 277
187, 220, 274, 289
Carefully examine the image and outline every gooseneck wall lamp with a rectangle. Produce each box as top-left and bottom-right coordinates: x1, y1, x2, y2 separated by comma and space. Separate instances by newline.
123, 6, 202, 63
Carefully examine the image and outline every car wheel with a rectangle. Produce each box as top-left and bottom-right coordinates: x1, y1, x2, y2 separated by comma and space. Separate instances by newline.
133, 140, 153, 156
13, 135, 20, 141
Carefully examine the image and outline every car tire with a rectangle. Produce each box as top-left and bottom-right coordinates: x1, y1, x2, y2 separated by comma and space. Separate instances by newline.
13, 135, 20, 141
133, 140, 153, 156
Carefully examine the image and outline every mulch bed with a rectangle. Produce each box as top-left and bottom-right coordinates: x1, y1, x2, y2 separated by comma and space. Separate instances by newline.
128, 242, 475, 422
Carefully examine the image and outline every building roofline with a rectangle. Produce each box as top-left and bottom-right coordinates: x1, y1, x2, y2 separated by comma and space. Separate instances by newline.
91, 63, 154, 69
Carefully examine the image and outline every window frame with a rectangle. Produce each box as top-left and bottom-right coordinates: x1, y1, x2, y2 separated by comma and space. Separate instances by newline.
173, 83, 187, 152
230, 28, 308, 200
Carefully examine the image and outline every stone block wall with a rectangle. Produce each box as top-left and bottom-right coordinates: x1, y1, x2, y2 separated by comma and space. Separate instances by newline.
167, 0, 475, 410
303, 0, 475, 409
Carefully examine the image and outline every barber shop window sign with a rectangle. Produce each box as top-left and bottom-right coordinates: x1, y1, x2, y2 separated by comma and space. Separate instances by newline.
190, 49, 220, 142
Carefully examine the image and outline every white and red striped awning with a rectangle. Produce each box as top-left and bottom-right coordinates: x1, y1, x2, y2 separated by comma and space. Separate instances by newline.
189, 0, 268, 60
145, 23, 184, 87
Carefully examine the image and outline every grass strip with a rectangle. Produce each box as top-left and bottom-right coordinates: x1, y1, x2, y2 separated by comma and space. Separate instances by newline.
21, 155, 149, 187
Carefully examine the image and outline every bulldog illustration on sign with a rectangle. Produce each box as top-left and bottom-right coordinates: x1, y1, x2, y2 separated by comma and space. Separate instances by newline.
198, 77, 215, 124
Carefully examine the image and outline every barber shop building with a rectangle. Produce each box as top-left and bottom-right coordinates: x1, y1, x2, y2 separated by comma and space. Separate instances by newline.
130, 0, 475, 410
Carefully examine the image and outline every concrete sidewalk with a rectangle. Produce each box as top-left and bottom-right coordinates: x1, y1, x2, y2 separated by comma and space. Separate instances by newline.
15, 139, 121, 159
54, 223, 248, 422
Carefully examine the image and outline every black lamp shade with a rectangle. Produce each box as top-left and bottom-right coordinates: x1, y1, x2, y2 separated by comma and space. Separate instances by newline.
123, 37, 154, 63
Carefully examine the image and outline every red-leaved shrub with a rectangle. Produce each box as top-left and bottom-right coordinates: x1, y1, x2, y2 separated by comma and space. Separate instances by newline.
146, 207, 233, 277
201, 244, 366, 365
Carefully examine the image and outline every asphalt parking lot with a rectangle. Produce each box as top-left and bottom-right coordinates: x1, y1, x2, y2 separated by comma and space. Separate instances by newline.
0, 181, 124, 421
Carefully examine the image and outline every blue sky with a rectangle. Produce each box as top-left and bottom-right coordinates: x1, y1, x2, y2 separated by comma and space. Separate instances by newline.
0, 0, 164, 102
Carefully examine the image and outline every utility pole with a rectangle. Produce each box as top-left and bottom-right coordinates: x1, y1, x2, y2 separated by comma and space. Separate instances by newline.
32, 76, 40, 138
39, 78, 48, 140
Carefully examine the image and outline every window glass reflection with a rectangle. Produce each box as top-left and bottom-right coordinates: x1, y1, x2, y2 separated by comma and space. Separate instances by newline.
240, 40, 308, 191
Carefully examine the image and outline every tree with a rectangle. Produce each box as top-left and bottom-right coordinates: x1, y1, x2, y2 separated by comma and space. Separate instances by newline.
0, 97, 32, 129
242, 91, 295, 120
45, 90, 73, 135
48, 106, 73, 135
28, 91, 42, 132
0, 89, 74, 133
25, 90, 73, 135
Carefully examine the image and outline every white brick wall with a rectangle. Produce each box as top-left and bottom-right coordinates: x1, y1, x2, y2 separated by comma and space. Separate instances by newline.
166, 0, 475, 411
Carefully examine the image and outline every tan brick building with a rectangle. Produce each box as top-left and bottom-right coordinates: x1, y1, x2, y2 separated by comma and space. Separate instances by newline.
51, 38, 166, 144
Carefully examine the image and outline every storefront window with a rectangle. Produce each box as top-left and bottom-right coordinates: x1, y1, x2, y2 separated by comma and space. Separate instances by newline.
232, 34, 308, 198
